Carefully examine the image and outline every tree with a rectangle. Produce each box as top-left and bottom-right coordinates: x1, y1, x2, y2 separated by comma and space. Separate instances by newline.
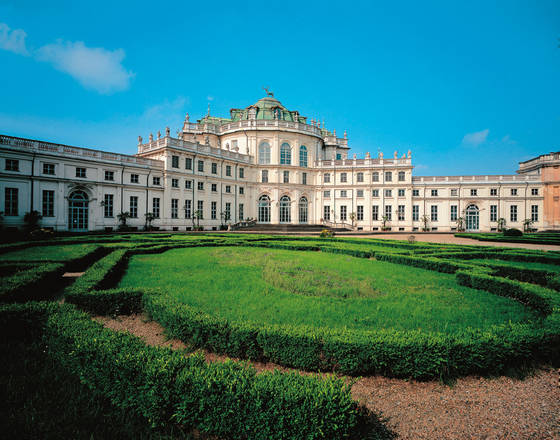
117, 212, 131, 231
144, 212, 156, 231
497, 218, 506, 232
522, 218, 534, 233
24, 210, 42, 231
420, 214, 430, 232
381, 215, 390, 231
349, 212, 356, 229
193, 210, 203, 229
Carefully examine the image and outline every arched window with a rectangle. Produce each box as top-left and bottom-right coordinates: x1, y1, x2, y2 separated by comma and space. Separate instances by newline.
465, 204, 479, 232
298, 197, 308, 223
299, 145, 308, 167
259, 142, 271, 165
280, 143, 291, 165
279, 195, 291, 223
68, 190, 89, 231
258, 195, 271, 223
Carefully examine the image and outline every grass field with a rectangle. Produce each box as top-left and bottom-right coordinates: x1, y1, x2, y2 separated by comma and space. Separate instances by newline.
119, 246, 536, 334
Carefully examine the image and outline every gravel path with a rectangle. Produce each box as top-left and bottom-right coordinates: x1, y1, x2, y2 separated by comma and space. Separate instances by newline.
94, 314, 560, 439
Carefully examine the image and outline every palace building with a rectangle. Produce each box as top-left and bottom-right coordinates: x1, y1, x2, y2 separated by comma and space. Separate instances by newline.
1, 93, 559, 232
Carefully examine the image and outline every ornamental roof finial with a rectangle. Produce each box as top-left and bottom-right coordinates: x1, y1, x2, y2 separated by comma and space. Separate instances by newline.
263, 86, 274, 97
344, 130, 347, 138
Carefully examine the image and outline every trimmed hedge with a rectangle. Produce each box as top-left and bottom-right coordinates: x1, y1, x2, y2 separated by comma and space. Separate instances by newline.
455, 269, 555, 315
0, 263, 65, 303
0, 302, 384, 439
374, 252, 477, 273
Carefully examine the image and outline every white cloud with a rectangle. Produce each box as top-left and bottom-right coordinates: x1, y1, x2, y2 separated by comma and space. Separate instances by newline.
0, 22, 29, 55
462, 128, 489, 147
36, 40, 134, 94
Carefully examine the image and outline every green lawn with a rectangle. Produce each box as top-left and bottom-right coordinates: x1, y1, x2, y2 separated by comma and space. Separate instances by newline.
119, 246, 536, 334
1, 244, 98, 262
469, 258, 560, 272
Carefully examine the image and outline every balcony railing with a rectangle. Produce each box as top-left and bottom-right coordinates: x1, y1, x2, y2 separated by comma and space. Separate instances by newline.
0, 134, 163, 168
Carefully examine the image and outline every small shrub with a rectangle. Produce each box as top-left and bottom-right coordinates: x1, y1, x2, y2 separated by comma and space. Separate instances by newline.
320, 229, 334, 238
503, 228, 523, 237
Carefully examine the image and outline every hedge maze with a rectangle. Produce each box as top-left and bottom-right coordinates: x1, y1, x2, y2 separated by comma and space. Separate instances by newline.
1, 233, 559, 439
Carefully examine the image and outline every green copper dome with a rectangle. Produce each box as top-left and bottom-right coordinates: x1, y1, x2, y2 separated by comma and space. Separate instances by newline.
230, 95, 306, 123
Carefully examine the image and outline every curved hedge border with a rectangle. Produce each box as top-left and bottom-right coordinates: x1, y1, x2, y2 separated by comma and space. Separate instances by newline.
64, 240, 560, 380
0, 302, 386, 439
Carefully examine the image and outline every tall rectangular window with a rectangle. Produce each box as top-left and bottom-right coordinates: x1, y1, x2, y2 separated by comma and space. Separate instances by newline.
357, 189, 364, 198
172, 178, 179, 188
152, 198, 160, 218
5, 188, 18, 216
385, 189, 392, 197
490, 205, 497, 222
197, 181, 204, 191
372, 172, 379, 182
239, 168, 244, 178
211, 163, 217, 174
324, 190, 331, 198
372, 205, 379, 221
198, 160, 204, 172
43, 163, 55, 175
340, 190, 347, 198
211, 201, 217, 219
357, 205, 364, 221
302, 172, 307, 185
490, 188, 498, 196
340, 205, 347, 221
531, 205, 538, 222
385, 205, 392, 221
323, 173, 330, 183
185, 158, 192, 170
510, 205, 517, 222
131, 174, 139, 183
431, 189, 438, 197
431, 205, 438, 222
5, 159, 19, 171
398, 205, 405, 221
450, 205, 458, 221
211, 183, 217, 192
185, 179, 192, 189
172, 155, 179, 168
385, 171, 392, 182
372, 189, 379, 197
283, 170, 289, 183
42, 190, 55, 217
104, 194, 113, 218
185, 200, 191, 219
357, 172, 364, 182
153, 176, 161, 186
225, 185, 231, 193
239, 187, 244, 195
226, 165, 232, 176
412, 189, 419, 197
398, 171, 405, 182
398, 189, 405, 197
76, 167, 86, 178
130, 196, 138, 218
511, 188, 518, 196
412, 205, 419, 221
225, 202, 231, 221
531, 188, 538, 196
262, 170, 268, 183
197, 200, 204, 218
340, 172, 347, 183
324, 205, 330, 221
239, 203, 244, 220
171, 199, 178, 219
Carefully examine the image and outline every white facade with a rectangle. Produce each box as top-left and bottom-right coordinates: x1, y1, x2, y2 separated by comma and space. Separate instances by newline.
0, 95, 551, 232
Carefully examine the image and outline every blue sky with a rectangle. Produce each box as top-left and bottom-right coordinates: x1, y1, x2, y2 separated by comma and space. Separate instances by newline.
0, 0, 558, 175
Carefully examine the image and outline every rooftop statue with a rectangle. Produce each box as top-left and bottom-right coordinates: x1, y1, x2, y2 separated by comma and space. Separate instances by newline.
263, 86, 274, 97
